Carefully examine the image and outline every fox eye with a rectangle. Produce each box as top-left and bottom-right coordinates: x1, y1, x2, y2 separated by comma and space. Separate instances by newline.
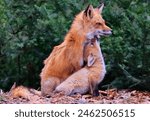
96, 22, 102, 26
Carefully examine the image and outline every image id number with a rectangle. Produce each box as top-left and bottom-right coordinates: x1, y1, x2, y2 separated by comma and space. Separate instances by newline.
77, 109, 135, 118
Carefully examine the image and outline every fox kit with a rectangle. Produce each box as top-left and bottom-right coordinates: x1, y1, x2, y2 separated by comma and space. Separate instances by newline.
40, 3, 111, 96
55, 39, 106, 96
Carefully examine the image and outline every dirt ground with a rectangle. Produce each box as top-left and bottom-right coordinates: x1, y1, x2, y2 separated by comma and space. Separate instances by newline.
0, 89, 150, 104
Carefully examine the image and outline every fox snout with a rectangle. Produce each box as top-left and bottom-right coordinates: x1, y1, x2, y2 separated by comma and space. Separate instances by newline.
99, 30, 112, 36
86, 29, 112, 40
94, 29, 112, 39
102, 24, 112, 35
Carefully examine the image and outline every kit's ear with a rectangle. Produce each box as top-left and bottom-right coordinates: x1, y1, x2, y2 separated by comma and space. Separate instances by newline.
87, 53, 96, 67
97, 3, 104, 14
84, 4, 94, 19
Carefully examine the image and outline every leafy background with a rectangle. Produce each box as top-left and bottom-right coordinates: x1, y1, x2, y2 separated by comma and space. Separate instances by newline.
0, 0, 149, 91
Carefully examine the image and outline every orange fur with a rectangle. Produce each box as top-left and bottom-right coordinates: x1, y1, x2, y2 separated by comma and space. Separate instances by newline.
9, 86, 31, 100
40, 4, 111, 96
9, 84, 41, 100
55, 39, 106, 96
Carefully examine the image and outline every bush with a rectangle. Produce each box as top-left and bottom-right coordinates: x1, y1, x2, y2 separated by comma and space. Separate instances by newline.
0, 0, 149, 91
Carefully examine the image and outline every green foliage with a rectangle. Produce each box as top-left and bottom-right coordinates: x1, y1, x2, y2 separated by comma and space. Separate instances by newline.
0, 0, 150, 91
101, 0, 150, 90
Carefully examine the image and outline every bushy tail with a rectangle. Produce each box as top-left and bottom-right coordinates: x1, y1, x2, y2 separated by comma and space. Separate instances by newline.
9, 83, 41, 100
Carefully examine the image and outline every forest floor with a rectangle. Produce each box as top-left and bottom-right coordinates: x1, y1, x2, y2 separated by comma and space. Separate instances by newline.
0, 88, 150, 104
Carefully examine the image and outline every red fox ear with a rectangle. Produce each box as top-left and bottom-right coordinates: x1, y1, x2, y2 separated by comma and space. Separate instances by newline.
84, 4, 94, 19
87, 53, 95, 67
97, 3, 104, 14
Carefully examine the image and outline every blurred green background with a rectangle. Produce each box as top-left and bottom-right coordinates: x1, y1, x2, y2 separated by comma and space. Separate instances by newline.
0, 0, 150, 91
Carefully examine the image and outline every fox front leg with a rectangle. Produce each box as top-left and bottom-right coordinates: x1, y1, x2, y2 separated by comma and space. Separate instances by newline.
89, 80, 99, 97
92, 84, 99, 96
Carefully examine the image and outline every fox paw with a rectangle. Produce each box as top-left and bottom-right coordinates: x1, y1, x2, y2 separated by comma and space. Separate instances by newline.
92, 90, 99, 97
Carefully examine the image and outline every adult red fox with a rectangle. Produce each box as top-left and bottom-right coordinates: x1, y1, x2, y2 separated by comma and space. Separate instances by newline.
55, 39, 106, 96
40, 3, 112, 96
